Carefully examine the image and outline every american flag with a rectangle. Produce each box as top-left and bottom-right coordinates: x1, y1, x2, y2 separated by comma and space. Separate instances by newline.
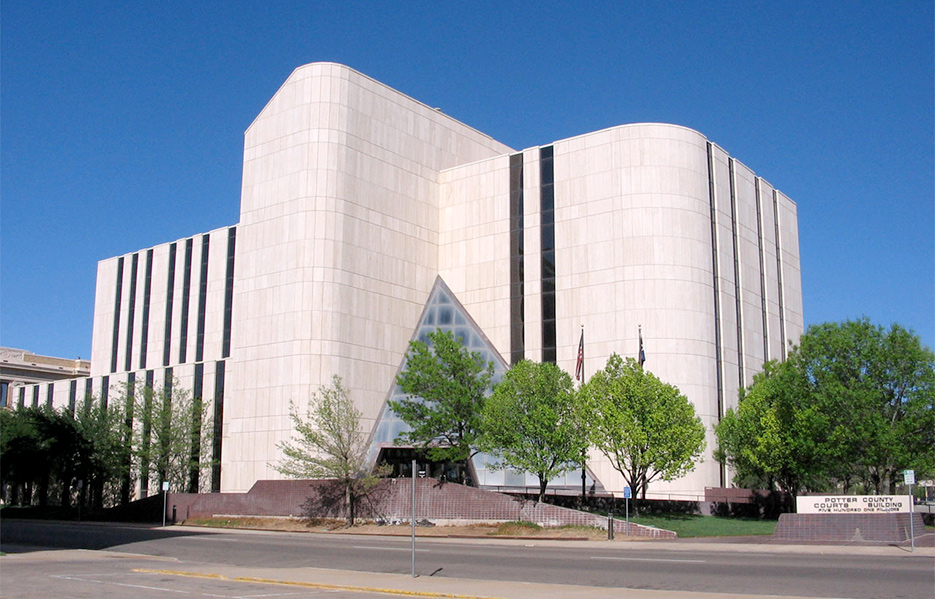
575, 328, 584, 381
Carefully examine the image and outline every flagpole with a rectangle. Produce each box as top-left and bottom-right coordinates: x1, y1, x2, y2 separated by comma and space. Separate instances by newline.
638, 325, 645, 368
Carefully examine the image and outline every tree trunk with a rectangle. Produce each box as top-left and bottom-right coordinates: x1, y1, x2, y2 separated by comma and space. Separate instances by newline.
538, 477, 548, 503
59, 474, 72, 508
887, 470, 898, 495
92, 478, 104, 510
37, 473, 49, 507
345, 484, 354, 526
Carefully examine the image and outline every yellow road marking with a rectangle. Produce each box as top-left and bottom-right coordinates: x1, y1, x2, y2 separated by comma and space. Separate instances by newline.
132, 568, 505, 599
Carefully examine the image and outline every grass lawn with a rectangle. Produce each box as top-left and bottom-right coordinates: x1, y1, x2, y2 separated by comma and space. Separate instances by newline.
629, 514, 777, 538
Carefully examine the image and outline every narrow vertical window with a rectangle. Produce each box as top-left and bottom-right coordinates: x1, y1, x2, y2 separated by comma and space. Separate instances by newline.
188, 363, 205, 492
140, 369, 154, 497
18, 386, 25, 408
195, 234, 210, 362
121, 372, 136, 505
124, 253, 139, 372
158, 368, 174, 489
222, 227, 236, 359
755, 180, 770, 362
163, 243, 177, 366
211, 361, 225, 492
540, 146, 557, 363
84, 378, 93, 411
0, 381, 9, 408
69, 380, 77, 413
509, 154, 525, 364
773, 190, 787, 358
728, 159, 745, 388
46, 383, 54, 407
707, 143, 726, 488
111, 257, 125, 373
32, 386, 39, 407
139, 249, 154, 369
179, 239, 194, 363
101, 375, 109, 408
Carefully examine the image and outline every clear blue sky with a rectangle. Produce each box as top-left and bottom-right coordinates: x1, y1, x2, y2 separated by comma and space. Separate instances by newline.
2, 1, 933, 359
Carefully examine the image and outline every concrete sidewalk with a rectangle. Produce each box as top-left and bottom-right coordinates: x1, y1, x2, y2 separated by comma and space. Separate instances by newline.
130, 561, 823, 599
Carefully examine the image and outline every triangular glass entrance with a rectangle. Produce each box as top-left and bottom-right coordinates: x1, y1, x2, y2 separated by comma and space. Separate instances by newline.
366, 276, 508, 474
367, 276, 600, 494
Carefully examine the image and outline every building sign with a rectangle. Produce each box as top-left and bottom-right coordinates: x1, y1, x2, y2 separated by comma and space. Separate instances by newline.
796, 495, 911, 514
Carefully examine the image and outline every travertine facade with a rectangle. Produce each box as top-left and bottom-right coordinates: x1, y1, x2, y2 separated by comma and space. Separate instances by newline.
21, 63, 802, 499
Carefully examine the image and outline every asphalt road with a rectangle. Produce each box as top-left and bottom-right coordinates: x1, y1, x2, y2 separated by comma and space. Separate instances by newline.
2, 520, 933, 599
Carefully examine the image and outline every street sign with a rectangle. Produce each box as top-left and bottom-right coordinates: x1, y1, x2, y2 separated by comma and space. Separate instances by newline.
623, 486, 631, 499
904, 470, 916, 485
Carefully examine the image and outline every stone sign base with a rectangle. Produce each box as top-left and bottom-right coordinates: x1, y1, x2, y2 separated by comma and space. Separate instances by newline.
775, 512, 926, 543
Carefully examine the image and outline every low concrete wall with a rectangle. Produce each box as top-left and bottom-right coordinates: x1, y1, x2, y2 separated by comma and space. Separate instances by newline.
774, 512, 926, 543
168, 479, 676, 539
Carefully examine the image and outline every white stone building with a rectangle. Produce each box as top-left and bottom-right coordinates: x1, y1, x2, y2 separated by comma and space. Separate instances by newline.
18, 63, 802, 499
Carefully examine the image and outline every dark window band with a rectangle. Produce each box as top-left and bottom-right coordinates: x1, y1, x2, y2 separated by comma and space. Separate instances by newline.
141, 369, 154, 497
140, 249, 154, 369
196, 234, 210, 362
707, 143, 726, 488
755, 180, 769, 362
179, 239, 194, 363
125, 253, 139, 372
212, 360, 226, 492
540, 146, 556, 364
509, 154, 525, 365
111, 257, 125, 373
728, 159, 745, 388
163, 243, 177, 366
121, 371, 136, 504
222, 227, 236, 358
189, 362, 205, 492
773, 190, 787, 358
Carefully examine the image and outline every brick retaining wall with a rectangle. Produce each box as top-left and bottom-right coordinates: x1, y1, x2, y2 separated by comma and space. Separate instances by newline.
168, 479, 675, 539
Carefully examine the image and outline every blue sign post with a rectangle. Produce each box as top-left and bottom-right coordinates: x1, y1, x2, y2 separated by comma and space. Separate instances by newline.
623, 486, 631, 536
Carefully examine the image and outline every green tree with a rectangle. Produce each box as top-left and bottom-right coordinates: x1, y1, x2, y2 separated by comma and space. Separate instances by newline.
273, 376, 383, 525
479, 360, 587, 502
0, 399, 129, 510
715, 360, 828, 496
0, 406, 44, 505
133, 379, 213, 494
73, 394, 129, 509
717, 319, 935, 496
392, 329, 494, 468
580, 354, 706, 499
